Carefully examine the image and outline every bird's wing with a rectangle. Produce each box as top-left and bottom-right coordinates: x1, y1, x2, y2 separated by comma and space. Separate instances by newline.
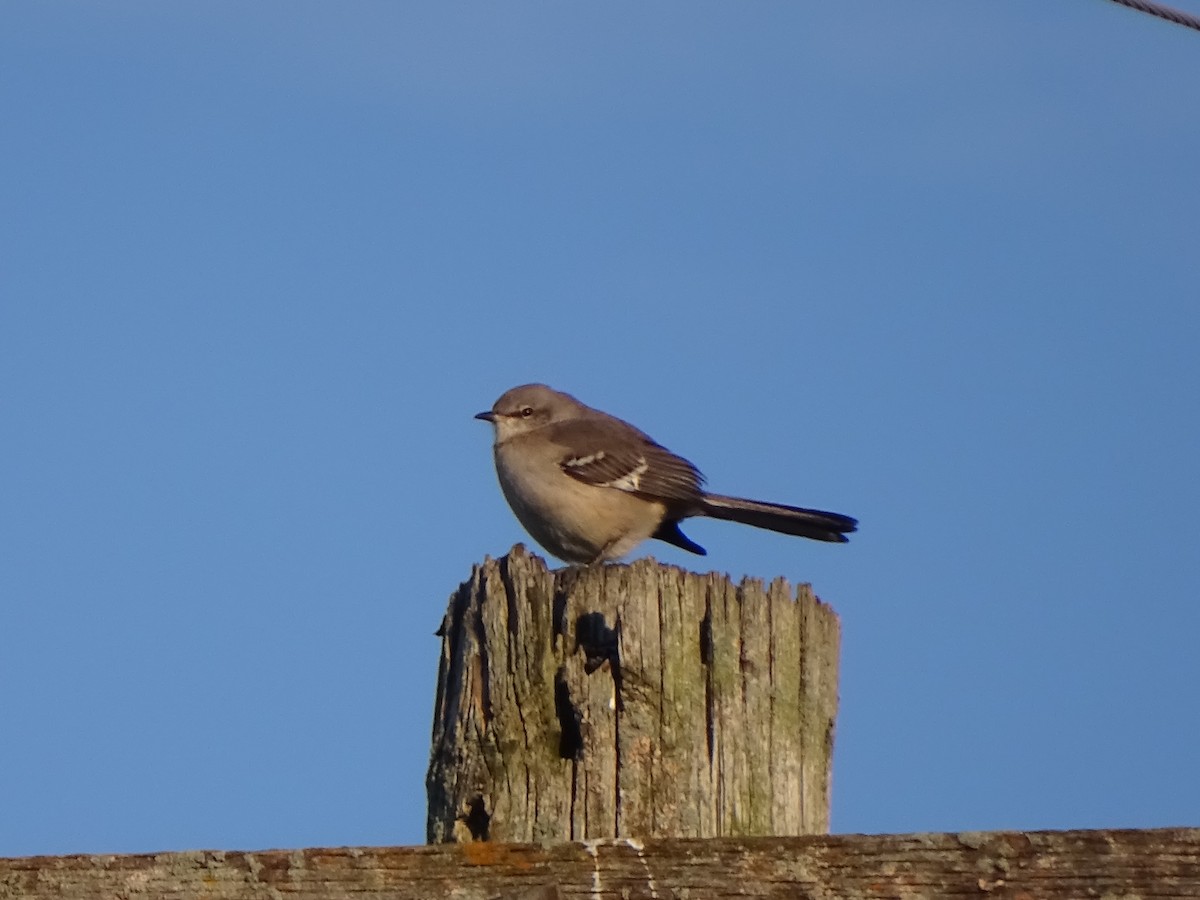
551, 419, 705, 503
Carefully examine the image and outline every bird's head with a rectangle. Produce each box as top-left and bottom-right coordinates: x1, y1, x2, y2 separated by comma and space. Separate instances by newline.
475, 383, 584, 442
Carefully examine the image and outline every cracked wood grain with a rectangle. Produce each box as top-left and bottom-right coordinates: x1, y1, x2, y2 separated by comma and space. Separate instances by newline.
426, 544, 839, 843
4, 829, 1196, 899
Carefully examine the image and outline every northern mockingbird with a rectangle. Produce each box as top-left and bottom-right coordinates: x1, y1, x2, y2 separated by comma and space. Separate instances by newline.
476, 383, 857, 564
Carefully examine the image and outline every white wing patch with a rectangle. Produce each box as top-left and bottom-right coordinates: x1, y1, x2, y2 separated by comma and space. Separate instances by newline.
602, 457, 649, 492
561, 447, 664, 494
563, 451, 606, 469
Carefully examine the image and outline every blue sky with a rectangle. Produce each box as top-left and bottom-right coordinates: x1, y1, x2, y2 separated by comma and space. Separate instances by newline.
3, 2, 1198, 857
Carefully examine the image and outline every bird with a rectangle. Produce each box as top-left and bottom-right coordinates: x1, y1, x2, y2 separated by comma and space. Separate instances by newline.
475, 383, 857, 564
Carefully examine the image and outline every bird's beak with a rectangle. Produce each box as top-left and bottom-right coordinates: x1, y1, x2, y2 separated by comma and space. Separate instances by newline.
475, 410, 496, 422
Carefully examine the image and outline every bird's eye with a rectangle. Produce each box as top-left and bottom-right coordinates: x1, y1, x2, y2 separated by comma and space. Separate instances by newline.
520, 406, 534, 417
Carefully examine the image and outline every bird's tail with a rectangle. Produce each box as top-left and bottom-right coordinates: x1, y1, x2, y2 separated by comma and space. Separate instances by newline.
699, 494, 857, 543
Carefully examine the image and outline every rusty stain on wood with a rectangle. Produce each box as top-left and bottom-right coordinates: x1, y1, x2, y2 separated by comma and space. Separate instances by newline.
2, 829, 1196, 899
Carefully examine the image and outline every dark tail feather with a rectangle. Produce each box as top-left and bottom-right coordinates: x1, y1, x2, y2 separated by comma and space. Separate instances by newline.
652, 520, 707, 556
699, 494, 857, 544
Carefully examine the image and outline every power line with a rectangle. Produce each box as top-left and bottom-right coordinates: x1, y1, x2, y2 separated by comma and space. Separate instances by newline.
1105, 0, 1200, 32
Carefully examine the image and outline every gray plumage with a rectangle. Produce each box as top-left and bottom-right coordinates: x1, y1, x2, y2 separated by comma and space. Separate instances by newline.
477, 383, 857, 564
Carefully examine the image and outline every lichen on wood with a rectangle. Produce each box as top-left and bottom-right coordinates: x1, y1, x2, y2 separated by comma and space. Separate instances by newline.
426, 545, 840, 843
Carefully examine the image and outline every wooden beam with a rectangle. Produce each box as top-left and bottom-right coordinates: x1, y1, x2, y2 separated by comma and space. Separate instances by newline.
4, 828, 1197, 898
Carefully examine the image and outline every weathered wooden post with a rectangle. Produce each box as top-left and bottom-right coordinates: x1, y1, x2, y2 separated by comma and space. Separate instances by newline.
426, 544, 840, 843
